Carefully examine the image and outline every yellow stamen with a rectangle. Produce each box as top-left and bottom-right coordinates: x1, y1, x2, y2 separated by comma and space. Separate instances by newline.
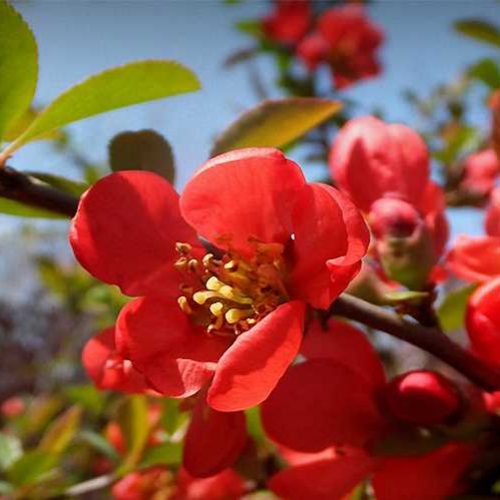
209, 302, 224, 317
225, 308, 253, 324
193, 291, 219, 305
206, 276, 224, 291
177, 296, 193, 314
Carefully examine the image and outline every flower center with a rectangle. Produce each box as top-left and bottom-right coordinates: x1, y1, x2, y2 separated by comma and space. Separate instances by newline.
174, 241, 288, 337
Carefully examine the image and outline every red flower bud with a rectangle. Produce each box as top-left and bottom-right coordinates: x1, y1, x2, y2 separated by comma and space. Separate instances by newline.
369, 198, 421, 239
262, 0, 310, 45
382, 371, 461, 426
466, 276, 500, 366
0, 396, 25, 418
460, 149, 499, 198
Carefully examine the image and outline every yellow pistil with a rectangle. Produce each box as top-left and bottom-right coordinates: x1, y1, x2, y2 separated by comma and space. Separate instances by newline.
174, 239, 289, 337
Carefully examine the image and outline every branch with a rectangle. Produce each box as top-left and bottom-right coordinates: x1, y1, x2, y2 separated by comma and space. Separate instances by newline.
0, 167, 78, 217
331, 294, 500, 392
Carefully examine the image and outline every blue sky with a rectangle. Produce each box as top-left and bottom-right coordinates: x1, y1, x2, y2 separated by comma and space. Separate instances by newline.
5, 0, 500, 240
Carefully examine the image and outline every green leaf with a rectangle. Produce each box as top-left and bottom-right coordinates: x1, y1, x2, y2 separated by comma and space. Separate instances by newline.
3, 107, 63, 143
211, 98, 342, 156
109, 129, 175, 183
160, 399, 187, 436
0, 1, 38, 141
438, 285, 477, 333
26, 172, 88, 197
0, 198, 65, 219
469, 58, 500, 89
0, 434, 22, 471
5, 60, 200, 154
454, 19, 500, 48
63, 384, 106, 416
382, 290, 429, 305
140, 442, 182, 468
7, 450, 57, 486
39, 406, 82, 455
79, 430, 119, 461
117, 395, 150, 474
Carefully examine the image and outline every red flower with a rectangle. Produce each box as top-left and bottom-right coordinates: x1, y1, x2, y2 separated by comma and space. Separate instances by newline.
71, 148, 369, 412
82, 327, 151, 394
262, 319, 471, 498
460, 149, 499, 199
486, 187, 500, 237
466, 276, 500, 366
112, 467, 173, 500
297, 5, 383, 89
447, 235, 500, 283
330, 116, 448, 248
262, 0, 311, 45
175, 468, 247, 500
0, 396, 25, 418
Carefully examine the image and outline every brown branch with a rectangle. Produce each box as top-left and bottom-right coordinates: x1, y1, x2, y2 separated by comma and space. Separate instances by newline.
0, 167, 78, 217
331, 294, 500, 392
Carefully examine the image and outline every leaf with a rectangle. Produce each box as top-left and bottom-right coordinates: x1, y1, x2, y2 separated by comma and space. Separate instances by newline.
109, 130, 175, 183
3, 107, 63, 143
79, 430, 119, 461
5, 60, 200, 153
438, 285, 477, 333
140, 442, 182, 468
63, 384, 106, 416
39, 406, 82, 456
0, 198, 65, 219
454, 19, 500, 48
382, 290, 429, 305
117, 395, 150, 474
7, 451, 57, 486
211, 98, 342, 156
0, 1, 38, 141
25, 172, 88, 197
468, 58, 500, 89
160, 399, 187, 436
0, 434, 22, 471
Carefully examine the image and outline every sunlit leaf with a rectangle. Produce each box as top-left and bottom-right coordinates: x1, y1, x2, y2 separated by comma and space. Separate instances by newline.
109, 129, 175, 183
437, 285, 477, 333
3, 108, 63, 143
454, 19, 500, 48
79, 430, 119, 461
211, 98, 342, 156
383, 290, 429, 305
5, 60, 200, 154
0, 434, 22, 471
39, 406, 82, 455
64, 384, 106, 416
7, 451, 57, 486
0, 1, 38, 141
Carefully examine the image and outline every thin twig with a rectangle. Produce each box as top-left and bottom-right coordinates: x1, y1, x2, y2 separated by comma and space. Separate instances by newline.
331, 294, 500, 392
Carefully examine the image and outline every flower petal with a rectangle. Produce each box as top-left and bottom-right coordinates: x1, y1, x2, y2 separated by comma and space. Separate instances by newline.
207, 301, 305, 412
329, 116, 429, 212
117, 297, 230, 398
82, 327, 149, 394
301, 318, 385, 389
183, 397, 247, 478
177, 468, 247, 500
261, 359, 386, 452
290, 183, 369, 309
447, 235, 500, 283
70, 171, 200, 297
372, 443, 475, 500
180, 148, 306, 256
269, 453, 376, 500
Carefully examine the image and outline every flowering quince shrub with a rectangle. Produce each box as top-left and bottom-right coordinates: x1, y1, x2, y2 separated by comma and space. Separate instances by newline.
3, 1, 500, 499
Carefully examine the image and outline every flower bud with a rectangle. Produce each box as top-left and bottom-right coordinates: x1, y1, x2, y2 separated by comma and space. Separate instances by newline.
460, 149, 499, 199
486, 187, 500, 237
466, 276, 500, 366
382, 370, 461, 426
369, 198, 435, 290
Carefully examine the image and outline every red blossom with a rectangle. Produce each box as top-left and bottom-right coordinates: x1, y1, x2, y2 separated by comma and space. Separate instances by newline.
382, 370, 461, 426
460, 149, 500, 199
330, 116, 448, 287
112, 467, 173, 500
447, 235, 500, 283
486, 187, 500, 237
262, 0, 311, 45
82, 327, 151, 394
262, 319, 471, 498
466, 276, 500, 366
0, 396, 25, 418
71, 148, 369, 414
297, 5, 383, 89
